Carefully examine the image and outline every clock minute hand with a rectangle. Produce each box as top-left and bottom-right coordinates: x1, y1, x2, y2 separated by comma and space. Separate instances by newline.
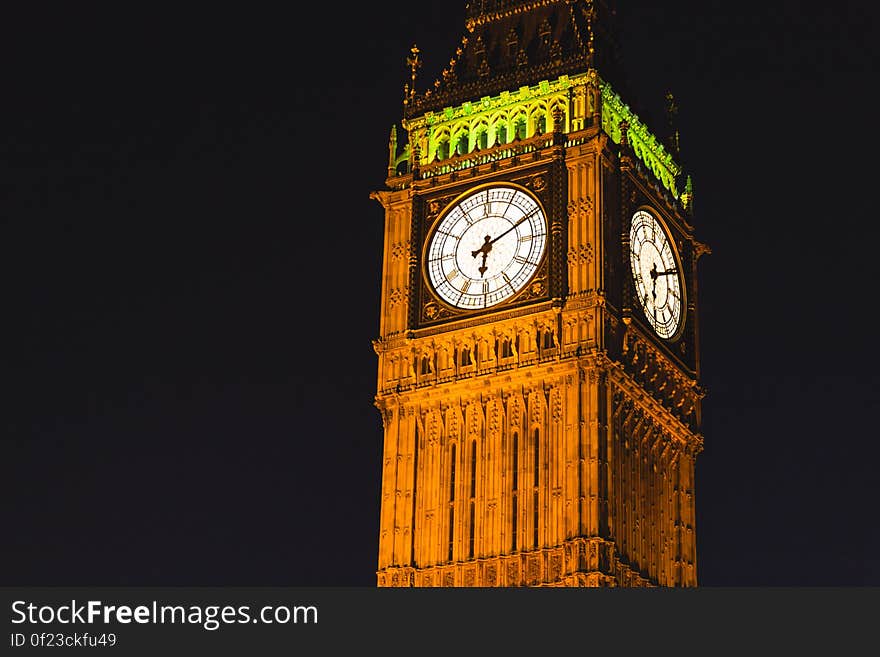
487, 210, 536, 247
650, 263, 677, 282
470, 210, 537, 276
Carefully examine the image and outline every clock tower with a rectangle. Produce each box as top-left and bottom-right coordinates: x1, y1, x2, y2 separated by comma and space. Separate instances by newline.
372, 0, 708, 587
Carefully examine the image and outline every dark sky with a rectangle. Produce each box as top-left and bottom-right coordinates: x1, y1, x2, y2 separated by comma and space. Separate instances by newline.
4, 2, 878, 586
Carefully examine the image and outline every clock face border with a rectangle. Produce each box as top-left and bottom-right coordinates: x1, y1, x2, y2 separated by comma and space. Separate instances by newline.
423, 183, 549, 312
415, 177, 553, 327
628, 207, 687, 342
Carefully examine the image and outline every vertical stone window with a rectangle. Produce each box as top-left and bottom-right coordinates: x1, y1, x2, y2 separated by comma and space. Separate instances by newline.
477, 128, 488, 150
456, 132, 469, 156
539, 330, 554, 351
511, 431, 519, 552
448, 443, 456, 562
436, 138, 449, 162
535, 115, 546, 135
469, 440, 477, 559
533, 428, 540, 549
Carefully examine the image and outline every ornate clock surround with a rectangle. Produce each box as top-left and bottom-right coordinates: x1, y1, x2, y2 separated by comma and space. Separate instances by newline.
409, 161, 567, 330
621, 172, 699, 375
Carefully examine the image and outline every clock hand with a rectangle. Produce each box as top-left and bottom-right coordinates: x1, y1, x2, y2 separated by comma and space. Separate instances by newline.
486, 211, 535, 247
650, 263, 677, 283
650, 262, 658, 300
471, 235, 492, 277
470, 210, 537, 276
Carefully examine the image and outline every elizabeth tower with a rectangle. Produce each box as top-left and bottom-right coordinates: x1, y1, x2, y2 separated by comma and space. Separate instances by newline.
372, 0, 708, 587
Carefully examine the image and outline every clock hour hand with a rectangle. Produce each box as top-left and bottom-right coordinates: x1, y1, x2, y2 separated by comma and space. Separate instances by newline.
471, 235, 492, 277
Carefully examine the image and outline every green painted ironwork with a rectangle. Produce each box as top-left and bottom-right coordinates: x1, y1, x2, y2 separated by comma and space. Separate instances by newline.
600, 82, 682, 197
392, 72, 684, 199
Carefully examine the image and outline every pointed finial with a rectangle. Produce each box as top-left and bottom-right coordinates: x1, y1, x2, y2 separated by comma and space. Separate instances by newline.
584, 0, 596, 66
681, 174, 694, 213
407, 44, 422, 101
619, 119, 629, 147
665, 91, 681, 158
388, 125, 398, 177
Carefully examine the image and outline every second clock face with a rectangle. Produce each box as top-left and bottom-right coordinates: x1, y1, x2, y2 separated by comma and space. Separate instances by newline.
426, 186, 547, 310
629, 209, 684, 339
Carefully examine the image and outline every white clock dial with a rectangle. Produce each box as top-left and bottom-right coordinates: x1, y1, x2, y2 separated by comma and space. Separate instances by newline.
629, 210, 684, 339
426, 186, 547, 310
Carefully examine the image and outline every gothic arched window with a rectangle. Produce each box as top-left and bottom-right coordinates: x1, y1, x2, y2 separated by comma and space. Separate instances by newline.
511, 431, 519, 552
533, 428, 540, 548
436, 138, 449, 162
448, 443, 456, 562
535, 114, 546, 135
469, 440, 477, 559
455, 132, 469, 156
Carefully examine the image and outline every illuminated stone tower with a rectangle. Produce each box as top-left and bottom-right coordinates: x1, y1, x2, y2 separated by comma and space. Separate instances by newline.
372, 0, 709, 587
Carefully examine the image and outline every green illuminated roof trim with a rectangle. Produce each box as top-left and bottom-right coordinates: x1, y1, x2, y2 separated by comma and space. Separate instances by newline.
600, 81, 682, 197
395, 73, 684, 199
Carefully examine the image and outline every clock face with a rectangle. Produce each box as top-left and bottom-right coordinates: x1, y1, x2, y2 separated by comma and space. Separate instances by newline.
426, 186, 547, 310
629, 209, 684, 339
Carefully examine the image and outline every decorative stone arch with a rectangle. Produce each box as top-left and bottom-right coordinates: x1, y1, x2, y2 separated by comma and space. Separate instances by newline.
476, 334, 494, 365
456, 337, 476, 369
511, 109, 528, 140
536, 319, 557, 352
436, 340, 453, 373
423, 407, 443, 448
417, 347, 435, 378
506, 392, 525, 438
490, 109, 511, 146
471, 117, 490, 151
528, 101, 549, 136
485, 396, 504, 440
562, 316, 577, 346
451, 123, 470, 156
517, 324, 535, 356
444, 405, 463, 446
548, 96, 568, 132
430, 126, 451, 163
527, 389, 547, 439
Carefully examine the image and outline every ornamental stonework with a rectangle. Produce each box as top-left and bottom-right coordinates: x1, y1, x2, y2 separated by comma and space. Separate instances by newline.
376, 2, 704, 590
567, 242, 593, 265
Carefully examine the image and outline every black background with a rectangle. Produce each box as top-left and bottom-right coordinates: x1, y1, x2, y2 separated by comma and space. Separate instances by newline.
4, 2, 879, 586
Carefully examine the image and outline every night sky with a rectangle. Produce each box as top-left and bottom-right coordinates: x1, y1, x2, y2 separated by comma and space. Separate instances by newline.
4, 2, 879, 586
